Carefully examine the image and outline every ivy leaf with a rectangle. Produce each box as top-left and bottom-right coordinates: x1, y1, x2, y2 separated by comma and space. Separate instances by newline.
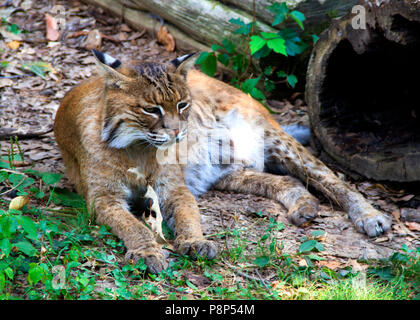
14, 240, 36, 256
16, 215, 38, 240
311, 230, 325, 238
253, 255, 270, 268
315, 242, 325, 252
4, 267, 13, 280
230, 18, 254, 35
241, 77, 260, 94
268, 2, 289, 26
0, 170, 8, 183
50, 187, 85, 209
260, 32, 279, 39
276, 70, 287, 78
41, 172, 62, 185
196, 52, 217, 77
221, 38, 235, 54
287, 74, 298, 88
252, 45, 271, 59
217, 53, 230, 66
211, 44, 224, 52
290, 10, 306, 30
267, 38, 287, 56
0, 238, 12, 257
250, 87, 266, 101
0, 272, 4, 292
28, 263, 44, 285
8, 173, 35, 189
6, 23, 22, 35
249, 35, 266, 55
298, 239, 317, 253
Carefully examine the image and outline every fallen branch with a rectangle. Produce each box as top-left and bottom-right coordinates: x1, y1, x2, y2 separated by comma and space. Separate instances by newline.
0, 126, 53, 140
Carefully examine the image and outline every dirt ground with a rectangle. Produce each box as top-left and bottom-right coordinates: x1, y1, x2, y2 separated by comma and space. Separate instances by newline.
1, 0, 419, 271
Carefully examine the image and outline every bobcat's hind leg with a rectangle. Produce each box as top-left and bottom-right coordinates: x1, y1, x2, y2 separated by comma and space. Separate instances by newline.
214, 169, 320, 226
264, 126, 391, 237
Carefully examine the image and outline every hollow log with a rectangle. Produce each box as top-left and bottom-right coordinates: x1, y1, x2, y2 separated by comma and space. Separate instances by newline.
306, 0, 420, 182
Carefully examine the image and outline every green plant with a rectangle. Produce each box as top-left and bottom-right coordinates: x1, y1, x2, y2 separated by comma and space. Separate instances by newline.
197, 2, 315, 106
253, 217, 284, 268
367, 245, 419, 299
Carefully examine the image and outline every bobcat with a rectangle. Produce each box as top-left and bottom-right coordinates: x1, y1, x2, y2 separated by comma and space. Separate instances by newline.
54, 50, 391, 273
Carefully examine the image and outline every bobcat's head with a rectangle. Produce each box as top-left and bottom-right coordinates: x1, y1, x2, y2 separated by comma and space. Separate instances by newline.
92, 50, 197, 149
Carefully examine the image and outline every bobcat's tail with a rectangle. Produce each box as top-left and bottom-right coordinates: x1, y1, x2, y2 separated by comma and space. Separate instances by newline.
281, 124, 311, 146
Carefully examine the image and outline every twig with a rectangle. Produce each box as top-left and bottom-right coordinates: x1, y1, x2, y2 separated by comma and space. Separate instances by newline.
255, 268, 272, 295
0, 174, 26, 196
223, 260, 261, 282
0, 74, 32, 79
0, 126, 53, 140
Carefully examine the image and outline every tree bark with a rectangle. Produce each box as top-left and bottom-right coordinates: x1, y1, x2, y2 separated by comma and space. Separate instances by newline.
129, 0, 276, 52
221, 0, 359, 30
83, 0, 359, 54
83, 0, 212, 53
306, 0, 420, 182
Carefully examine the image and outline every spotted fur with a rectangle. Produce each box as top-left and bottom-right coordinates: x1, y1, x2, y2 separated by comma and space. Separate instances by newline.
54, 51, 391, 273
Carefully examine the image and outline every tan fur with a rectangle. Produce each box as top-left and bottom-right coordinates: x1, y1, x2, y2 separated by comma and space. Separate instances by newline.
54, 52, 391, 273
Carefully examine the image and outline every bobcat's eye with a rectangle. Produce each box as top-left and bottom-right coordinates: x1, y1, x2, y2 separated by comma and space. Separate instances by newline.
142, 106, 162, 116
177, 101, 190, 113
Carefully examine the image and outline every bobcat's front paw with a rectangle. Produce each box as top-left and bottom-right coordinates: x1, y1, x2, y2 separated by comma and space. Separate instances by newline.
125, 247, 168, 274
354, 209, 392, 237
288, 199, 320, 226
175, 238, 218, 260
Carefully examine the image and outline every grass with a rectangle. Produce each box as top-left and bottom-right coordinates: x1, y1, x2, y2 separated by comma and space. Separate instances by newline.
0, 138, 419, 300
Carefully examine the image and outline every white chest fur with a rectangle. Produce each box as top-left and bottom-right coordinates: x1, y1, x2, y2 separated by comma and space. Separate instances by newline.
183, 109, 265, 196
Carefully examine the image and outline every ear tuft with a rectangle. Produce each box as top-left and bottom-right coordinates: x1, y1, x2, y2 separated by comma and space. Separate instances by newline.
92, 50, 131, 87
170, 52, 197, 68
170, 52, 199, 79
92, 49, 122, 69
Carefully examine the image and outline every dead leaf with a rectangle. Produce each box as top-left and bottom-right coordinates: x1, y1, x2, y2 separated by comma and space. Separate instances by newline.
128, 31, 146, 41
157, 25, 175, 52
82, 29, 102, 50
392, 209, 401, 221
317, 260, 342, 270
298, 259, 307, 267
45, 14, 60, 41
120, 24, 131, 32
183, 271, 211, 289
347, 259, 368, 272
374, 236, 389, 243
0, 78, 13, 88
7, 40, 22, 50
400, 194, 415, 201
9, 196, 29, 210
117, 32, 128, 41
405, 221, 420, 231
391, 194, 415, 202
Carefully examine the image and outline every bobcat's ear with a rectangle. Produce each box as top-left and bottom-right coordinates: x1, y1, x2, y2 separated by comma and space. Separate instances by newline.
170, 52, 199, 79
92, 49, 131, 85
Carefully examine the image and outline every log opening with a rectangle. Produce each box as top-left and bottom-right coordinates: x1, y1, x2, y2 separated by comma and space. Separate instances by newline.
306, 1, 420, 182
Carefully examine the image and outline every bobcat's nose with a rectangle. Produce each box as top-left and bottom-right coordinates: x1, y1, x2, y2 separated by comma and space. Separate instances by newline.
169, 129, 179, 137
